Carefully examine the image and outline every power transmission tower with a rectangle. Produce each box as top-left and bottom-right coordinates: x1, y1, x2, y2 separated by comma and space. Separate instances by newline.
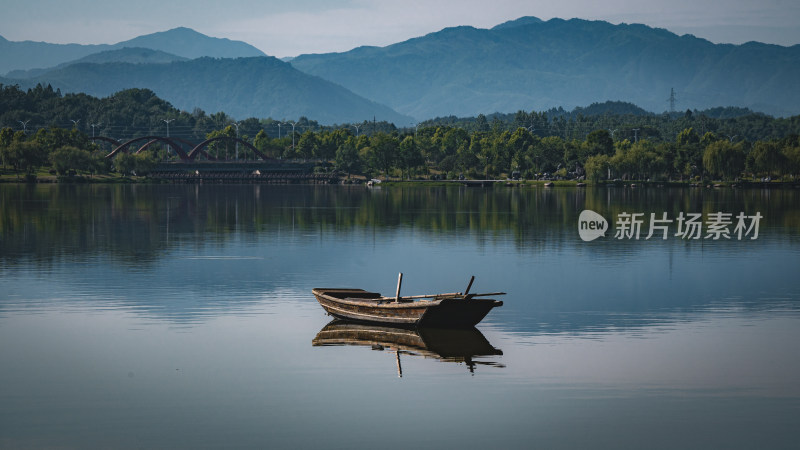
668, 88, 676, 113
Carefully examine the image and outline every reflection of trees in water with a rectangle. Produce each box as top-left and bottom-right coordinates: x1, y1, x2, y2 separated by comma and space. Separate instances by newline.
494, 297, 800, 339
1, 184, 798, 266
1, 184, 171, 267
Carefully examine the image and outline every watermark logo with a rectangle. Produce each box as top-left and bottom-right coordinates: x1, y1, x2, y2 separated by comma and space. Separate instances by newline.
578, 210, 762, 241
578, 209, 608, 241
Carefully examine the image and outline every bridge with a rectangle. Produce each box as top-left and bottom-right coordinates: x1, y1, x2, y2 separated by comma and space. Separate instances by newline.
91, 135, 273, 162
92, 136, 338, 183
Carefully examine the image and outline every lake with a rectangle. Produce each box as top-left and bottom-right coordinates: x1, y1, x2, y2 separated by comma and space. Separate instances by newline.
1, 183, 799, 449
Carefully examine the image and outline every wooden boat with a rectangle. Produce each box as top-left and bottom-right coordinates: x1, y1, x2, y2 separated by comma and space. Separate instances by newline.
312, 320, 503, 375
312, 274, 504, 328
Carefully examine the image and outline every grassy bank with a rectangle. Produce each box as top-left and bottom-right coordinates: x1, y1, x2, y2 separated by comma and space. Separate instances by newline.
0, 168, 150, 184
374, 178, 800, 188
2, 167, 797, 189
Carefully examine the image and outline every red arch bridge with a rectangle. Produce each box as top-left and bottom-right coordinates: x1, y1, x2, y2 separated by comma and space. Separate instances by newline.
91, 136, 338, 183
92, 135, 270, 162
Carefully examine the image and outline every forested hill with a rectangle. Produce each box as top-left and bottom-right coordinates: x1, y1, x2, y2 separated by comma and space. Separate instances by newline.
290, 17, 800, 119
3, 85, 798, 146
2, 84, 799, 184
0, 56, 412, 125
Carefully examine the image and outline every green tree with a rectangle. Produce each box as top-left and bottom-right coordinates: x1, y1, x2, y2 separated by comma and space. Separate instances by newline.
318, 129, 348, 160
563, 139, 584, 174
3, 140, 48, 178
50, 146, 93, 175
610, 139, 633, 179
0, 127, 14, 147
114, 152, 136, 176
783, 145, 800, 179
469, 138, 489, 177
628, 140, 669, 180
90, 151, 111, 176
474, 114, 489, 132
674, 127, 702, 179
677, 127, 700, 147
584, 154, 610, 183
398, 136, 425, 179
334, 139, 362, 179
296, 130, 320, 160
750, 141, 786, 177
205, 126, 236, 160
366, 133, 399, 179
700, 131, 719, 148
585, 129, 614, 156
133, 151, 158, 176
35, 127, 93, 151
703, 140, 745, 180
489, 131, 512, 175
253, 130, 275, 158
537, 136, 564, 173
440, 127, 469, 162
508, 127, 536, 173
0, 127, 14, 169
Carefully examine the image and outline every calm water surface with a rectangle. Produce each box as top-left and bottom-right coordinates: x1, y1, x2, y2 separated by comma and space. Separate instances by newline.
1, 184, 799, 449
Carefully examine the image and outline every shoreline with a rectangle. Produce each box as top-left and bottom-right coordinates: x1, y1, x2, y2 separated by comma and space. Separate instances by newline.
2, 174, 798, 189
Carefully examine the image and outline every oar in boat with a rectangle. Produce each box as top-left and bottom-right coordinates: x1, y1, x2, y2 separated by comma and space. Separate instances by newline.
380, 271, 505, 301
463, 275, 475, 297
378, 292, 506, 301
395, 272, 403, 303
379, 292, 461, 301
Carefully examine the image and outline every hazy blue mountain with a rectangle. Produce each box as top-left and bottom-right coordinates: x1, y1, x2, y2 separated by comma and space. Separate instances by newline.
0, 35, 109, 75
290, 17, 800, 119
0, 28, 264, 75
491, 16, 543, 30
67, 47, 188, 65
113, 27, 264, 59
5, 48, 188, 79
1, 57, 411, 124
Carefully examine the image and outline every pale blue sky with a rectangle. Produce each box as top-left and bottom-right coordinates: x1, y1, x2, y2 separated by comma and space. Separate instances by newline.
1, 0, 798, 57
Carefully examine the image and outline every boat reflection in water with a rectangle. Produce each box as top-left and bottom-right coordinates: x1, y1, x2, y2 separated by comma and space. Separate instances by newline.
312, 320, 504, 376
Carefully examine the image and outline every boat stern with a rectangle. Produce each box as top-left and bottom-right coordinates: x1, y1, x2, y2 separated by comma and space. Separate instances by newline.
417, 297, 503, 328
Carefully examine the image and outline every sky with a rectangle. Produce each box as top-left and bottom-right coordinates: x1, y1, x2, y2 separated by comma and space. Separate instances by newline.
1, 0, 798, 57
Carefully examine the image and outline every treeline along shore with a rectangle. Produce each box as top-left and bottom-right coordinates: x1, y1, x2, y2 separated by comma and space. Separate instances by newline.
1, 84, 799, 184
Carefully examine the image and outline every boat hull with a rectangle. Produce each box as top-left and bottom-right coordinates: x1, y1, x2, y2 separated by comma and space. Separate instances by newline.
312, 288, 502, 328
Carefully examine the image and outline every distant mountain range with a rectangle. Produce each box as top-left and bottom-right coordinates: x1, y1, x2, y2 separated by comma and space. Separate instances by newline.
0, 28, 410, 124
5, 48, 188, 79
1, 18, 798, 124
0, 56, 411, 125
291, 17, 800, 118
0, 27, 263, 74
